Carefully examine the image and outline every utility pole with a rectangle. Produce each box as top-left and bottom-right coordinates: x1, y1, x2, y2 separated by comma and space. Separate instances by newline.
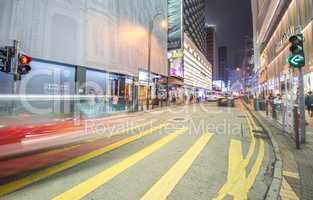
146, 12, 166, 110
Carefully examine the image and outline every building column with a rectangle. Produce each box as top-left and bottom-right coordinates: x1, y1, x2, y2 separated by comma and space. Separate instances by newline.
74, 66, 86, 121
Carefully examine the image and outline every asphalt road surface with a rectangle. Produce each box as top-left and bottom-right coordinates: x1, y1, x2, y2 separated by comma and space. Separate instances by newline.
0, 101, 275, 200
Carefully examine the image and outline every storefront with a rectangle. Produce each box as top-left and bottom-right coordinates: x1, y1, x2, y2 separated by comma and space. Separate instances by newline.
137, 69, 166, 109
260, 0, 313, 95
166, 77, 184, 105
81, 69, 134, 118
0, 58, 158, 122
1, 60, 76, 117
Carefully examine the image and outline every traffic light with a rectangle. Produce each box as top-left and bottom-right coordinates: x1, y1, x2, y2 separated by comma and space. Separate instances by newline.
18, 54, 32, 75
287, 34, 305, 68
0, 47, 12, 73
14, 53, 32, 80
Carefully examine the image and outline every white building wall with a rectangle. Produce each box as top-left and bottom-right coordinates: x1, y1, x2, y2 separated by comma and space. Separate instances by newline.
0, 0, 168, 77
184, 34, 212, 90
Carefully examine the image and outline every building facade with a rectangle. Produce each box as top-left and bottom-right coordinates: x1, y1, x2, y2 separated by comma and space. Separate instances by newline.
0, 0, 168, 117
251, 0, 313, 95
183, 0, 207, 56
184, 34, 213, 100
167, 0, 212, 104
218, 46, 228, 82
205, 25, 218, 80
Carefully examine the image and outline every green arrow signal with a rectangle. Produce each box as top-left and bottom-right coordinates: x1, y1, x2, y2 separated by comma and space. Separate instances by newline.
287, 54, 304, 68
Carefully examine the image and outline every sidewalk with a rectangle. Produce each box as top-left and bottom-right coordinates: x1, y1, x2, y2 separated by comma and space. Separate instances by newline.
247, 102, 313, 200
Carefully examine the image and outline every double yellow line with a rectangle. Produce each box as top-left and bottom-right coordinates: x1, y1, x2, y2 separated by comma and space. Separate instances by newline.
213, 102, 265, 200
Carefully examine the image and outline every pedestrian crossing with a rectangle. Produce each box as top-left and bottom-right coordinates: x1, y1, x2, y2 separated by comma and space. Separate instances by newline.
0, 105, 268, 200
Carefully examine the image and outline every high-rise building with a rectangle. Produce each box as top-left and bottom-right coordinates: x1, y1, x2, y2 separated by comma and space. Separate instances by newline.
167, 0, 212, 103
205, 24, 217, 80
183, 0, 207, 56
218, 46, 228, 82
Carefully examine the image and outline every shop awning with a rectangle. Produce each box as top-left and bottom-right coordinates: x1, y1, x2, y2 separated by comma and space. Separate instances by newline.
158, 77, 184, 86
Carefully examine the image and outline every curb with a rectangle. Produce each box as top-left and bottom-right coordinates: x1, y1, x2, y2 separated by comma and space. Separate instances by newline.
242, 101, 283, 200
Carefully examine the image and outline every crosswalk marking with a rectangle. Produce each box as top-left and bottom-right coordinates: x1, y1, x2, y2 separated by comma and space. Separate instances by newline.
0, 123, 168, 197
52, 128, 188, 200
141, 133, 214, 200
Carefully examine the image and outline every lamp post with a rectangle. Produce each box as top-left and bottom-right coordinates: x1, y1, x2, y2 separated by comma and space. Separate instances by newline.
146, 12, 167, 110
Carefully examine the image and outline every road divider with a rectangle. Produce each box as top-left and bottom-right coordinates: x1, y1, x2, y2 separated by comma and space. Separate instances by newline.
141, 133, 214, 200
0, 123, 169, 197
52, 128, 188, 200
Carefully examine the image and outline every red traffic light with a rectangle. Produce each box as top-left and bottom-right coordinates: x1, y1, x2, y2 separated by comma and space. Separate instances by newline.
19, 54, 32, 65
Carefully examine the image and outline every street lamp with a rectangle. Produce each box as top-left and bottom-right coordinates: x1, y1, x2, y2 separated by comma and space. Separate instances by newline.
146, 12, 167, 110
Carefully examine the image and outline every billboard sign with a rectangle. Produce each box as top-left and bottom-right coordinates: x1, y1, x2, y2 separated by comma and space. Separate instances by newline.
168, 50, 184, 78
168, 0, 183, 50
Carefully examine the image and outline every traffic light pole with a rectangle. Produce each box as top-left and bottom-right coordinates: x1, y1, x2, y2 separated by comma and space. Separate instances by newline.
11, 40, 20, 116
299, 67, 306, 143
296, 0, 306, 144
13, 40, 20, 81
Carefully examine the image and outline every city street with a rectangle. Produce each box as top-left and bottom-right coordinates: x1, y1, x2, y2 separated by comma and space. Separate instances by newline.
0, 102, 275, 200
2, 0, 313, 199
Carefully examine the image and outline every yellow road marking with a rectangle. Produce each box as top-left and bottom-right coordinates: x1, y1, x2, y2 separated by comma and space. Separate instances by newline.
243, 118, 256, 166
214, 103, 266, 199
141, 133, 214, 200
280, 178, 299, 200
283, 171, 300, 179
226, 140, 247, 199
245, 140, 265, 189
213, 139, 247, 200
214, 139, 265, 200
52, 128, 188, 200
0, 123, 168, 197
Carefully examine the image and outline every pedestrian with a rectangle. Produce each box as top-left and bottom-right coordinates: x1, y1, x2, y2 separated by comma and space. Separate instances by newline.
305, 91, 313, 117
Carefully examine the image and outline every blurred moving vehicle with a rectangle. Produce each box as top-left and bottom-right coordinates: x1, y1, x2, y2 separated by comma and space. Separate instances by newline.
207, 91, 223, 102
217, 95, 235, 107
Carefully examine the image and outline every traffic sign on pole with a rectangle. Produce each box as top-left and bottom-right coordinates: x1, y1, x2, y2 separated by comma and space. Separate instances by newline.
287, 33, 306, 144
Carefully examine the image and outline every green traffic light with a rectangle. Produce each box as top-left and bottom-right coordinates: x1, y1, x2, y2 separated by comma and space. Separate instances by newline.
287, 54, 305, 68
287, 34, 305, 68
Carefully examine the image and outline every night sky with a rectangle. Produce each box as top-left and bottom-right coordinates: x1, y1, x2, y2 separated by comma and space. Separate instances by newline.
205, 0, 253, 69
